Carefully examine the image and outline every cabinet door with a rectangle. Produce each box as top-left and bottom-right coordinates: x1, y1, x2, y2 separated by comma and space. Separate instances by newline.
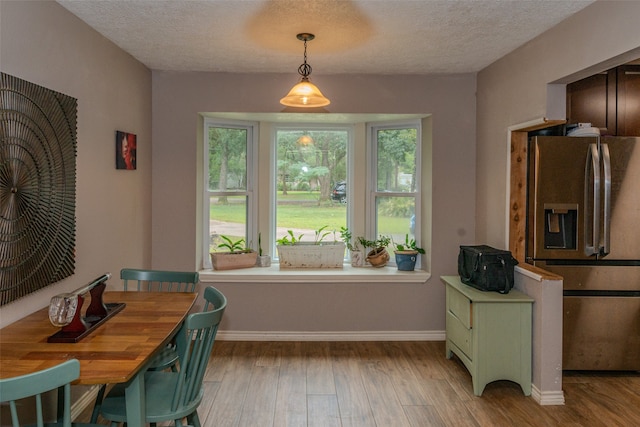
566, 69, 616, 134
616, 65, 640, 136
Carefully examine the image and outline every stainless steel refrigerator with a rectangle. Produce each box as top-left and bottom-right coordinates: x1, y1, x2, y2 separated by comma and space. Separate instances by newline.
526, 135, 640, 370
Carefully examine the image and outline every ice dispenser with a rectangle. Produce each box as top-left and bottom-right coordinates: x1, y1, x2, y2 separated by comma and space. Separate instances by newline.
544, 204, 577, 250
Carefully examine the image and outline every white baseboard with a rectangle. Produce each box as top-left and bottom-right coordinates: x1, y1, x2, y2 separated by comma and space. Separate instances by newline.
531, 384, 565, 406
71, 384, 101, 420
216, 330, 446, 341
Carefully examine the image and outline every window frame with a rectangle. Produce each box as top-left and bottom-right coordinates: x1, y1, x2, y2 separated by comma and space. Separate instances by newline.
200, 116, 426, 273
202, 118, 258, 269
366, 120, 422, 267
270, 124, 353, 258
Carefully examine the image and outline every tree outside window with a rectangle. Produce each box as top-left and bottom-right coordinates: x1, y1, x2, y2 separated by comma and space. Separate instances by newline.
275, 129, 348, 243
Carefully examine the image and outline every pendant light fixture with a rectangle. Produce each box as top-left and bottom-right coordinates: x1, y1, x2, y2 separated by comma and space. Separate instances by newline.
280, 33, 331, 108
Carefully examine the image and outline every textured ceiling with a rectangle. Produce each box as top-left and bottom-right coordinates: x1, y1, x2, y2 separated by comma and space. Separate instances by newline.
57, 0, 595, 75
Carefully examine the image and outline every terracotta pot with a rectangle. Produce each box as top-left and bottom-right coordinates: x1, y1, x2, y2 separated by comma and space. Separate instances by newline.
366, 247, 389, 267
210, 251, 257, 270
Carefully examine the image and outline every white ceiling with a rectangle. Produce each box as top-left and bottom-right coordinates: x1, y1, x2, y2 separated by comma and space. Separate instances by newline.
56, 0, 595, 75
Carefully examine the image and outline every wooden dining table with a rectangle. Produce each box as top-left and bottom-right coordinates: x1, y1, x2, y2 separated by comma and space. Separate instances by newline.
0, 290, 198, 427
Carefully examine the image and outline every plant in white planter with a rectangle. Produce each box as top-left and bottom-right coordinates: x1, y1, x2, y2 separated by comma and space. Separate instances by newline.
340, 226, 364, 267
210, 236, 257, 270
393, 234, 425, 271
277, 226, 345, 269
256, 232, 271, 267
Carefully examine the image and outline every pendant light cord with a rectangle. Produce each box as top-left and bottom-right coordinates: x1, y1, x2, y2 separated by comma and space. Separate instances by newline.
298, 37, 312, 79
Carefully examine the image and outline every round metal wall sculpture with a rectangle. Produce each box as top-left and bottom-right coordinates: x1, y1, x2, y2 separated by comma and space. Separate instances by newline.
0, 73, 77, 305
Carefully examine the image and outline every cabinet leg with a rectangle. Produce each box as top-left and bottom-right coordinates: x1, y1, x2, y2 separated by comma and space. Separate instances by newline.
519, 381, 532, 396
472, 378, 486, 396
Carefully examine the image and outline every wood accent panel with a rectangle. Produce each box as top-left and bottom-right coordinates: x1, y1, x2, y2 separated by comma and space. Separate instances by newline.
509, 131, 529, 263
508, 119, 565, 264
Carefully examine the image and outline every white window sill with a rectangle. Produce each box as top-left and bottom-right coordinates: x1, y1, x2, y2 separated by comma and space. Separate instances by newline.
199, 264, 431, 284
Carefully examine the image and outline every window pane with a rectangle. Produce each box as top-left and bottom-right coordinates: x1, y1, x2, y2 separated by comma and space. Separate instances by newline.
209, 195, 247, 252
376, 128, 417, 192
376, 196, 416, 244
206, 122, 252, 262
208, 127, 247, 192
275, 129, 348, 243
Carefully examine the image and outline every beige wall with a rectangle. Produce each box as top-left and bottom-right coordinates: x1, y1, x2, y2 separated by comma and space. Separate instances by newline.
7, 0, 636, 335
476, 0, 640, 247
0, 1, 152, 327
152, 72, 477, 332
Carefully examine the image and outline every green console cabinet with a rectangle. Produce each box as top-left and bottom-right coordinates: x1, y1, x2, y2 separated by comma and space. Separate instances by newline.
441, 275, 533, 396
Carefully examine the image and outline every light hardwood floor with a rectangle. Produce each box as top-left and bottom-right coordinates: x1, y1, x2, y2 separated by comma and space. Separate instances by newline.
89, 341, 640, 426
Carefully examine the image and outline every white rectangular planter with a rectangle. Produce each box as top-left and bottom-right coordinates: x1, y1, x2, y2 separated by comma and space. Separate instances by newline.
277, 242, 345, 269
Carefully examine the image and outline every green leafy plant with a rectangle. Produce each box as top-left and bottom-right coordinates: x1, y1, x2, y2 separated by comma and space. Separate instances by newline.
358, 235, 391, 251
277, 226, 337, 246
339, 227, 361, 252
314, 225, 331, 244
276, 230, 304, 246
217, 236, 252, 253
394, 234, 425, 254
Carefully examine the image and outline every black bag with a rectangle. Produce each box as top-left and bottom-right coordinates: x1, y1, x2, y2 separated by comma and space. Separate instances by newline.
457, 245, 518, 294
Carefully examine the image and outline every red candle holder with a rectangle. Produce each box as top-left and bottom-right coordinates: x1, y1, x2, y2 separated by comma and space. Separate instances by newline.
48, 273, 125, 343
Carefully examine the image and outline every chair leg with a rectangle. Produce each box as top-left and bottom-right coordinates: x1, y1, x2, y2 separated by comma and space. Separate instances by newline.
57, 386, 65, 422
186, 411, 201, 427
90, 384, 107, 423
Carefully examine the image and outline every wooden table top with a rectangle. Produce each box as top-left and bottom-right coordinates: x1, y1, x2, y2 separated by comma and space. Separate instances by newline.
0, 291, 197, 384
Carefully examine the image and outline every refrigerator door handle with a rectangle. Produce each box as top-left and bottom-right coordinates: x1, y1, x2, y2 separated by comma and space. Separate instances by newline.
584, 142, 600, 256
601, 142, 611, 256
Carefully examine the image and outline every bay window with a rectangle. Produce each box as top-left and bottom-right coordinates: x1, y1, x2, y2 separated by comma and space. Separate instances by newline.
202, 115, 426, 271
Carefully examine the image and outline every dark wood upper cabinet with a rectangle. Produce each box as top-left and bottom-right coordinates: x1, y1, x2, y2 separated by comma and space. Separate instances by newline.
616, 65, 640, 136
566, 64, 640, 136
566, 70, 615, 134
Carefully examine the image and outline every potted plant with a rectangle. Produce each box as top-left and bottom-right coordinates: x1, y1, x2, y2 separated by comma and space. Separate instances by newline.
210, 236, 257, 270
339, 226, 365, 267
256, 232, 271, 267
277, 226, 346, 269
393, 234, 425, 271
360, 235, 391, 268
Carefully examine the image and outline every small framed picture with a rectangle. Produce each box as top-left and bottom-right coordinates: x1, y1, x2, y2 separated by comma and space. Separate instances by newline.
115, 131, 137, 170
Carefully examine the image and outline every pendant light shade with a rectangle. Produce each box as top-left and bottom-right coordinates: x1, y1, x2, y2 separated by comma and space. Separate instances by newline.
280, 78, 330, 107
280, 33, 330, 108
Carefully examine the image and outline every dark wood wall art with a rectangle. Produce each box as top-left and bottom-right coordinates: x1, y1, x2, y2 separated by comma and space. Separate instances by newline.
0, 73, 77, 305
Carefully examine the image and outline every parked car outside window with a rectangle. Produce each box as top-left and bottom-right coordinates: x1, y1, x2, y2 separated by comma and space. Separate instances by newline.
331, 181, 346, 204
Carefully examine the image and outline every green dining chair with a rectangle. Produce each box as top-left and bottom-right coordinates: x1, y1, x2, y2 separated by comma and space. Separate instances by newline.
121, 268, 200, 370
90, 268, 199, 423
0, 359, 101, 427
98, 286, 227, 427
121, 268, 199, 293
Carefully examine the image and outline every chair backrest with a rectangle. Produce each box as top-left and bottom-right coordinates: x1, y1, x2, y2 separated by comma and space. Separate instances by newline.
121, 268, 199, 292
172, 286, 227, 411
0, 359, 80, 427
